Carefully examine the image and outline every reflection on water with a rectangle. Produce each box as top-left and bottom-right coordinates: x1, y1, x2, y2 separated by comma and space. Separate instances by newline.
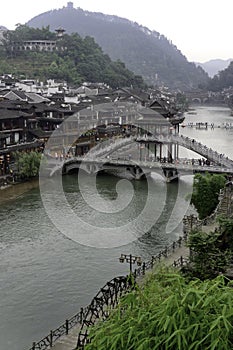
0, 105, 232, 349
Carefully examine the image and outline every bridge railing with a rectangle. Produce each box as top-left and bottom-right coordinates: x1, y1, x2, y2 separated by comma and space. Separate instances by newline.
136, 134, 233, 169
86, 136, 135, 159
173, 134, 233, 169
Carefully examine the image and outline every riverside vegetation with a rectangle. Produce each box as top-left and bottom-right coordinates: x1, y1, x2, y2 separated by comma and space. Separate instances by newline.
85, 174, 233, 350
190, 173, 226, 220
86, 270, 233, 350
13, 151, 42, 179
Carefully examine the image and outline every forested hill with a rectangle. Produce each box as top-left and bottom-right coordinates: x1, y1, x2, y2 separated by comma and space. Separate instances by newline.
0, 25, 145, 89
207, 61, 233, 91
27, 4, 209, 90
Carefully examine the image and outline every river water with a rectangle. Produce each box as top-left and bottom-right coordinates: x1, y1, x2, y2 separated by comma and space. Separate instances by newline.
0, 105, 232, 350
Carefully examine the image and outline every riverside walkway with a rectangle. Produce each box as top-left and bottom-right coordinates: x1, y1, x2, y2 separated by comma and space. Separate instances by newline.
30, 180, 233, 350
47, 243, 190, 350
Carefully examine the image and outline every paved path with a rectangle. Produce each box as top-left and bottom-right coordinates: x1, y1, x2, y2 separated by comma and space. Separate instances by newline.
49, 243, 190, 350
49, 217, 219, 350
164, 245, 190, 266
50, 326, 80, 350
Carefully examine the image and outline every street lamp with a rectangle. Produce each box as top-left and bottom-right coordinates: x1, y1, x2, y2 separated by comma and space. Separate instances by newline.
119, 254, 142, 274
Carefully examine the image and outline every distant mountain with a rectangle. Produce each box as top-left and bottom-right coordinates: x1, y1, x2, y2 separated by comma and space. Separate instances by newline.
196, 59, 233, 78
207, 61, 233, 91
0, 26, 8, 43
27, 3, 209, 90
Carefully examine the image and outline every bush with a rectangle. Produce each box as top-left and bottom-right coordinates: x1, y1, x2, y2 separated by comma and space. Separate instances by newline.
191, 173, 226, 219
86, 268, 233, 350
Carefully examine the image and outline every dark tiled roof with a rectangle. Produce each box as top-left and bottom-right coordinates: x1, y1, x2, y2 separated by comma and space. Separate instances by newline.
29, 129, 52, 138
0, 109, 32, 120
4, 90, 28, 100
37, 116, 63, 123
0, 133, 10, 139
0, 140, 43, 154
136, 106, 171, 125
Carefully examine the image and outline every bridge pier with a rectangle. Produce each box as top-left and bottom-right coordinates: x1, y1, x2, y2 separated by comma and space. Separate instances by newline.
128, 165, 147, 180
162, 168, 179, 183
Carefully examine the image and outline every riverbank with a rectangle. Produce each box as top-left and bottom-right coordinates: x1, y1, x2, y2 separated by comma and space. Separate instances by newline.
0, 178, 39, 205
32, 238, 190, 350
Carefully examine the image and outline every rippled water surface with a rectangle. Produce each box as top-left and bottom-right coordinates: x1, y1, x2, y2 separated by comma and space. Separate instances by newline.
0, 105, 232, 350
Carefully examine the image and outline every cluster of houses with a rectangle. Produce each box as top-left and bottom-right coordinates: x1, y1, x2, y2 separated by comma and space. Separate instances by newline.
0, 74, 185, 183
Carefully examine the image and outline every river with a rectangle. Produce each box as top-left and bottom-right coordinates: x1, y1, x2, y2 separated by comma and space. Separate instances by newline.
0, 105, 232, 350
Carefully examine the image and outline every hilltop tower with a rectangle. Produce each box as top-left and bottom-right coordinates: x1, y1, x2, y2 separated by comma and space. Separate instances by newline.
67, 2, 74, 8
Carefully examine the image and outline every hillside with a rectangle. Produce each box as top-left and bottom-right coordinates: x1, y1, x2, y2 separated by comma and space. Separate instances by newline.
0, 25, 145, 89
207, 61, 233, 91
196, 58, 233, 77
27, 4, 209, 90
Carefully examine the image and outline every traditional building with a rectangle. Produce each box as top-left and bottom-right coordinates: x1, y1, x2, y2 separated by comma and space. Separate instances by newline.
0, 107, 43, 176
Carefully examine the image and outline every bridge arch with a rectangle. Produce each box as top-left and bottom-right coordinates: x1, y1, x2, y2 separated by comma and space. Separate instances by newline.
191, 98, 202, 104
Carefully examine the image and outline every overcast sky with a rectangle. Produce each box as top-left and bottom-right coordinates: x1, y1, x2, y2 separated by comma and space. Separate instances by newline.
1, 0, 232, 63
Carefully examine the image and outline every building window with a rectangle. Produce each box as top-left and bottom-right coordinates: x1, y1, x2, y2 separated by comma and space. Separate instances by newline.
14, 132, 19, 143
6, 136, 11, 145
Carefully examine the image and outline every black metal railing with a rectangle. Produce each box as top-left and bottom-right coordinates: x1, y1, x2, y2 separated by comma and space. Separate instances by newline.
76, 235, 187, 349
172, 256, 189, 267
28, 307, 88, 350
28, 234, 187, 350
133, 235, 185, 278
76, 275, 132, 349
29, 181, 231, 350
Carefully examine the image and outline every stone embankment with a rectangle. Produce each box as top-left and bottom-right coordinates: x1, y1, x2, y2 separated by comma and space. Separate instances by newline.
0, 178, 39, 205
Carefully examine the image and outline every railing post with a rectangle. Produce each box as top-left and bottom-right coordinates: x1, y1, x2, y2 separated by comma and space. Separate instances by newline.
142, 262, 146, 275
172, 242, 176, 252
151, 255, 155, 268
80, 307, 84, 323
32, 342, 36, 350
66, 319, 69, 335
49, 330, 53, 347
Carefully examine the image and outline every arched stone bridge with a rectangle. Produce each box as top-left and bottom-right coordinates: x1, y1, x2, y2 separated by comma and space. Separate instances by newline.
47, 134, 233, 182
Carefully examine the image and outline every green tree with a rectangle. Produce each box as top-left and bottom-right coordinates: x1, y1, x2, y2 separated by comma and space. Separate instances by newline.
191, 173, 226, 219
185, 228, 231, 280
15, 151, 42, 178
86, 268, 233, 350
217, 216, 233, 251
1, 25, 146, 88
